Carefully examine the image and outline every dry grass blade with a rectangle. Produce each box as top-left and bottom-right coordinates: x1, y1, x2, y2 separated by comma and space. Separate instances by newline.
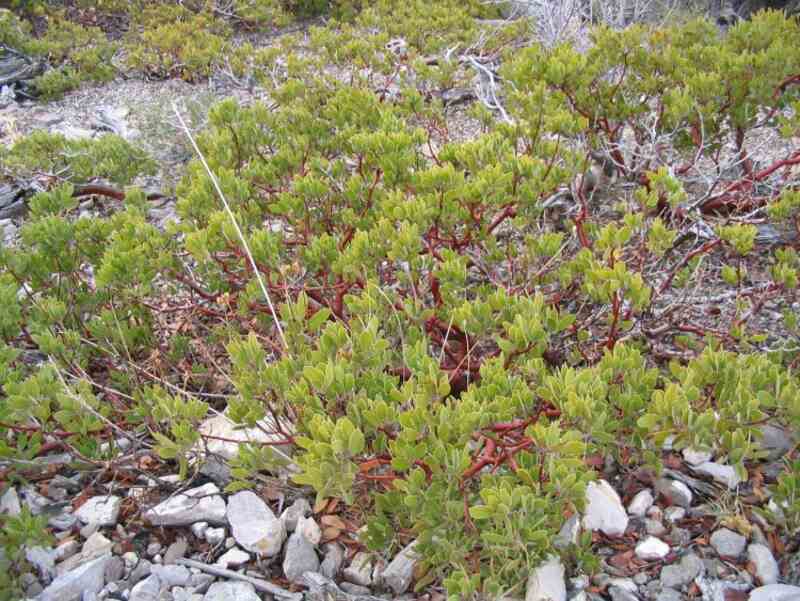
171, 101, 290, 355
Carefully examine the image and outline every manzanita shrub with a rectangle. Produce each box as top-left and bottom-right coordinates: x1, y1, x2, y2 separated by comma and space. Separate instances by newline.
2, 8, 800, 599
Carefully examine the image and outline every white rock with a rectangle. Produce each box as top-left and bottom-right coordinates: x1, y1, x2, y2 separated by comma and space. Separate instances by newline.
297, 515, 322, 545
682, 447, 712, 466
75, 496, 122, 527
747, 544, 780, 585
39, 554, 111, 601
664, 506, 686, 523
191, 522, 209, 538
203, 581, 261, 601
634, 536, 670, 561
749, 585, 800, 601
55, 539, 81, 562
226, 491, 285, 557
57, 532, 113, 575
343, 552, 373, 587
381, 540, 419, 595
143, 483, 226, 526
583, 480, 629, 537
215, 547, 250, 569
205, 527, 225, 545
151, 564, 192, 587
193, 413, 294, 483
691, 462, 742, 489
627, 489, 654, 517
655, 479, 693, 508
0, 486, 21, 516
525, 555, 566, 601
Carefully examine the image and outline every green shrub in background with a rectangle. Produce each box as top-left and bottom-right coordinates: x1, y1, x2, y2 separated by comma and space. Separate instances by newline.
2, 6, 800, 599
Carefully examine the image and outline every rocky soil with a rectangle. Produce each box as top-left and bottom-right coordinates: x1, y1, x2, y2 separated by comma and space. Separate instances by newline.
1, 406, 799, 601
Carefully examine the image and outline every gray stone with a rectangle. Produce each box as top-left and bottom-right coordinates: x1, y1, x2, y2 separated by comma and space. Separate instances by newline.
627, 490, 654, 517
190, 572, 215, 594
339, 582, 372, 595
75, 496, 122, 527
25, 546, 57, 582
607, 578, 637, 593
655, 480, 693, 508
667, 527, 691, 547
53, 124, 94, 140
554, 514, 581, 549
20, 485, 52, 514
283, 530, 320, 584
634, 536, 670, 561
0, 486, 21, 516
129, 574, 163, 601
320, 543, 345, 579
645, 519, 667, 537
747, 544, 780, 585
151, 564, 191, 587
655, 589, 682, 601
129, 559, 152, 585
57, 532, 113, 576
226, 490, 285, 558
757, 425, 794, 461
583, 480, 629, 537
608, 586, 640, 601
343, 552, 373, 587
143, 483, 226, 526
749, 584, 800, 601
35, 111, 63, 127
103, 556, 125, 583
709, 528, 746, 557
695, 577, 751, 601
214, 547, 250, 569
26, 579, 44, 597
203, 581, 261, 601
660, 553, 703, 589
280, 498, 312, 532
49, 511, 79, 531
690, 462, 742, 489
163, 537, 188, 564
526, 555, 567, 601
39, 554, 112, 601
381, 540, 419, 595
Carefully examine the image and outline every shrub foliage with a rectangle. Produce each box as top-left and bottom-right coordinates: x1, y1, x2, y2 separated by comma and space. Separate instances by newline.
1, 4, 800, 599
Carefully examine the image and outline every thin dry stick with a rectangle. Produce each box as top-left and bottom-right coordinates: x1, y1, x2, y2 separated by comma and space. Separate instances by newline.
171, 102, 290, 354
